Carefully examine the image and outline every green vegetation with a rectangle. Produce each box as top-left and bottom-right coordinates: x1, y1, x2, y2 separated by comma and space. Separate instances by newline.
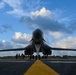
0, 55, 76, 59
48, 55, 76, 59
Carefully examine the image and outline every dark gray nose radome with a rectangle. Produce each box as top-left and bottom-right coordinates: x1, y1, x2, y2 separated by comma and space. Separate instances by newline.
33, 29, 43, 38
32, 29, 43, 44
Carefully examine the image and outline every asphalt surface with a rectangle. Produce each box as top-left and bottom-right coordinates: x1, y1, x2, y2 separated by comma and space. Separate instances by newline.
42, 60, 76, 75
0, 60, 35, 75
0, 59, 76, 75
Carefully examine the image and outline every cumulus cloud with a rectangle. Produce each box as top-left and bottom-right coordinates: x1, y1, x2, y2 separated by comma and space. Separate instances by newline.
20, 7, 72, 34
51, 36, 76, 48
0, 39, 24, 57
0, 32, 76, 56
0, 40, 13, 49
11, 32, 31, 44
0, 32, 32, 56
49, 31, 63, 39
0, 31, 32, 56
51, 36, 76, 56
21, 7, 76, 56
0, 0, 47, 16
31, 7, 52, 18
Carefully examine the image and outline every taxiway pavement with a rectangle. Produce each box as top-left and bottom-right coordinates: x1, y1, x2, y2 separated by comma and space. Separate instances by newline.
0, 59, 76, 75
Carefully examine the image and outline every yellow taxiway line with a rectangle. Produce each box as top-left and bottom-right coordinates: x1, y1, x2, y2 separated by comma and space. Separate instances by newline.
24, 60, 59, 75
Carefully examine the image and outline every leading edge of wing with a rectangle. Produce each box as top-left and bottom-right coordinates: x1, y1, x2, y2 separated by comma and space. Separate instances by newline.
51, 47, 76, 51
0, 48, 25, 52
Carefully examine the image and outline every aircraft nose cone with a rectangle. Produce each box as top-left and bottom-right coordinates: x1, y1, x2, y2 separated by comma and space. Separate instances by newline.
33, 29, 43, 39
32, 29, 43, 44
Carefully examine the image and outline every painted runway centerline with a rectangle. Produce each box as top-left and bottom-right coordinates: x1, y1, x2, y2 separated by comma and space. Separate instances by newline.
24, 60, 59, 75
0, 59, 76, 75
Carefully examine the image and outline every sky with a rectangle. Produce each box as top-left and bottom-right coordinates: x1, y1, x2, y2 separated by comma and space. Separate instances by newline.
0, 0, 76, 56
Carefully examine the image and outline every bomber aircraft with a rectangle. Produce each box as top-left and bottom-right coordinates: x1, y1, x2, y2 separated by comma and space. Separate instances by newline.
0, 29, 76, 59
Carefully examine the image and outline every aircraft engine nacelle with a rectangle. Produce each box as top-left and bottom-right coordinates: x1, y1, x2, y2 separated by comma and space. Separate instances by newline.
24, 46, 33, 55
43, 45, 52, 55
43, 50, 52, 55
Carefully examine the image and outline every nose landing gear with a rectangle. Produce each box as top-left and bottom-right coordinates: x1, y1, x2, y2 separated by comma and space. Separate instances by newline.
30, 55, 41, 60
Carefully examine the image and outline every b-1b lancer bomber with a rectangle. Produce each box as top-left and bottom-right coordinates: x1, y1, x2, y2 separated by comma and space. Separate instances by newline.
0, 29, 76, 59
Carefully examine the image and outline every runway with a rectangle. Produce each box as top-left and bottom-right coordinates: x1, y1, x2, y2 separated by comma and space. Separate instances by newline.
43, 60, 76, 75
0, 59, 76, 75
0, 60, 35, 75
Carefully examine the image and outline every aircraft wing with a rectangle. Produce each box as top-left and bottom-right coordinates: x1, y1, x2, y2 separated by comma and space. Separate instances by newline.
0, 48, 25, 52
51, 47, 76, 51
